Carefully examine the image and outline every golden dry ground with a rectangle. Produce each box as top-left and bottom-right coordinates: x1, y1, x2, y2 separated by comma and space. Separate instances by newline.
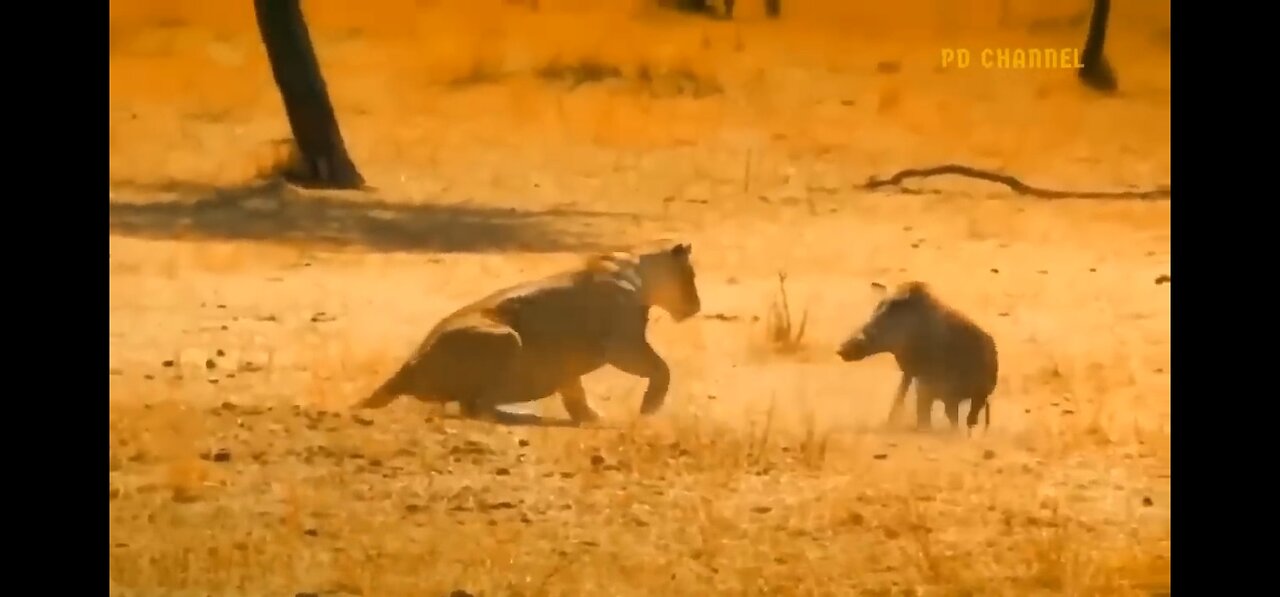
109, 1, 1171, 595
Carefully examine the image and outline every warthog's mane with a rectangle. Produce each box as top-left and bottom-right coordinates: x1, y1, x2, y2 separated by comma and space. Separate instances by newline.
891, 281, 937, 303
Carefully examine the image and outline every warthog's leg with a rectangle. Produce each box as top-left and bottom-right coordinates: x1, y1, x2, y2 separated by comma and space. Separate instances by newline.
887, 372, 913, 425
943, 399, 961, 430
966, 395, 989, 433
915, 384, 936, 431
558, 377, 600, 424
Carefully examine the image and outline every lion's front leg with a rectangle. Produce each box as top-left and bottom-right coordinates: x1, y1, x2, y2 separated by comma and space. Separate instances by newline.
606, 340, 671, 416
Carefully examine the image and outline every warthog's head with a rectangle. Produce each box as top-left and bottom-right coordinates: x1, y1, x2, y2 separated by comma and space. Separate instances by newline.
838, 281, 933, 362
637, 241, 701, 322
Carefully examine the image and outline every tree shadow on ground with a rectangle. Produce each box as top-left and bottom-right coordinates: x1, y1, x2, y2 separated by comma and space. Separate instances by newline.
108, 179, 636, 254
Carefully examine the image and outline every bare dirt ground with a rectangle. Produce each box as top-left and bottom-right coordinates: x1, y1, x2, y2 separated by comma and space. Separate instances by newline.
109, 1, 1171, 595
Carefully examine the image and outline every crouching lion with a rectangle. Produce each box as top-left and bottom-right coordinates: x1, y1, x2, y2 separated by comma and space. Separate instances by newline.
356, 241, 702, 424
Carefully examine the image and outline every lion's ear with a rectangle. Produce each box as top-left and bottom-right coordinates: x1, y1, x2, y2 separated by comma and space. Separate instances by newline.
672, 243, 691, 257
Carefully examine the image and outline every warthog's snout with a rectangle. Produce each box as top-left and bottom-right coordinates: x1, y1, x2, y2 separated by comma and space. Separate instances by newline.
837, 333, 869, 362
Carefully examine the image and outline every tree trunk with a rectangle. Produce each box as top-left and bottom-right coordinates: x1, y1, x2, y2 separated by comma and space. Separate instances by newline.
1078, 0, 1117, 92
676, 0, 710, 14
253, 0, 365, 189
764, 0, 780, 19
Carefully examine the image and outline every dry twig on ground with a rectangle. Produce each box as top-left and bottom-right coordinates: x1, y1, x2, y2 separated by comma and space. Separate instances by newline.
862, 164, 1170, 200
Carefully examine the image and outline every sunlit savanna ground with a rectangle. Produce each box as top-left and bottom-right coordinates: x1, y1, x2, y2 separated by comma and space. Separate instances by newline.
109, 1, 1170, 594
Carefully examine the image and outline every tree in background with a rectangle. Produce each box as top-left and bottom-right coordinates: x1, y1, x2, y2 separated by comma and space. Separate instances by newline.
1078, 0, 1117, 92
253, 0, 365, 189
672, 0, 780, 20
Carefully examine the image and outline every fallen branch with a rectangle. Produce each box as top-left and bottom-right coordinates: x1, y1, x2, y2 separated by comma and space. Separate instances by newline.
862, 164, 1170, 200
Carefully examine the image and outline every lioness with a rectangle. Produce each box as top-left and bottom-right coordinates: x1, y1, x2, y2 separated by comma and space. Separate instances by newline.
357, 241, 701, 424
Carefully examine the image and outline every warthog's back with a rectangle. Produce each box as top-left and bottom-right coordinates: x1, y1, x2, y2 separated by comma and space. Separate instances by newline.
902, 308, 999, 400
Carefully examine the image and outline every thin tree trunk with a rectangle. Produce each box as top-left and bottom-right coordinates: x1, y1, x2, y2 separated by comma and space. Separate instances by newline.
1078, 0, 1117, 92
677, 0, 710, 14
764, 0, 780, 19
253, 0, 365, 189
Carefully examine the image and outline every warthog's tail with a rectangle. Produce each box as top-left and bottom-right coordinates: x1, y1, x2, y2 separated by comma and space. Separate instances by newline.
985, 401, 991, 430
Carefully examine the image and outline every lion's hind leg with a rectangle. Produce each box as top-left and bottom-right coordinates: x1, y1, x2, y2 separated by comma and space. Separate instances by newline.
426, 318, 527, 421
558, 377, 601, 424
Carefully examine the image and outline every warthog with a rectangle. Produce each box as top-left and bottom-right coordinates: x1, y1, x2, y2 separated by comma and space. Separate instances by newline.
836, 281, 998, 432
356, 241, 702, 424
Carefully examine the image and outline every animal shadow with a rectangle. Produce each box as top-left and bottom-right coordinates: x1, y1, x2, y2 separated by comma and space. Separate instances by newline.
108, 178, 634, 254
436, 404, 585, 429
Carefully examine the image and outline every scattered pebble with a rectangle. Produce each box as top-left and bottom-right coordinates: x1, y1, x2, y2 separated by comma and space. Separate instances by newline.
200, 449, 232, 463
872, 453, 888, 460
1155, 274, 1171, 285
875, 60, 901, 74
982, 449, 996, 460
171, 488, 201, 504
351, 414, 374, 426
161, 360, 175, 368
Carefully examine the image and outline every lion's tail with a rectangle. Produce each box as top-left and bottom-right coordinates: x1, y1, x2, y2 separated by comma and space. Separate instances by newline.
354, 372, 403, 409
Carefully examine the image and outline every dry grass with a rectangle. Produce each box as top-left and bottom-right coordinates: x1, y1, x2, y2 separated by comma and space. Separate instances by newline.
109, 1, 1170, 595
765, 272, 809, 355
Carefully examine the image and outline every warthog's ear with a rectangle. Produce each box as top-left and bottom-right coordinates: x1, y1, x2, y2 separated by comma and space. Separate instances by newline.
869, 282, 888, 299
672, 243, 691, 257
